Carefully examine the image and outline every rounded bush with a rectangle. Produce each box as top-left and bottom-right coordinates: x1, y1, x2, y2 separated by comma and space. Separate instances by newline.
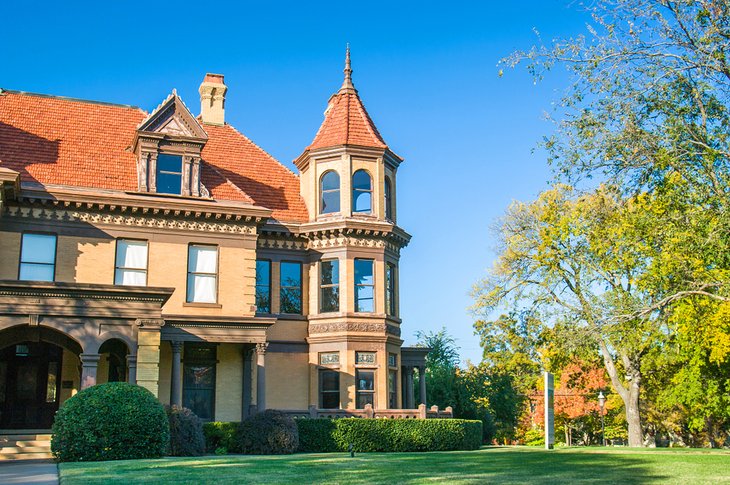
237, 410, 299, 454
51, 382, 170, 462
166, 405, 205, 456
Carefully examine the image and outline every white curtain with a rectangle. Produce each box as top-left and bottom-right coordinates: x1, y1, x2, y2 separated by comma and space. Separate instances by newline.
188, 245, 218, 302
115, 240, 148, 286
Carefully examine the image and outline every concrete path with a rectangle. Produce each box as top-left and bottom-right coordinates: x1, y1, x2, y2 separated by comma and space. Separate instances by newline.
0, 460, 59, 485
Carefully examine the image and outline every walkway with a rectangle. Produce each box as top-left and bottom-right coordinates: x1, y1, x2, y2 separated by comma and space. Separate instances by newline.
0, 460, 58, 485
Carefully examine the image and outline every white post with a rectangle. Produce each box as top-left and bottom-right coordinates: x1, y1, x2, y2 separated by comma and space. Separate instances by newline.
544, 371, 554, 450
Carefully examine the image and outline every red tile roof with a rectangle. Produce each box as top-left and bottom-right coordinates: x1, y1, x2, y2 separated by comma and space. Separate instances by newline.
308, 89, 387, 150
0, 90, 308, 222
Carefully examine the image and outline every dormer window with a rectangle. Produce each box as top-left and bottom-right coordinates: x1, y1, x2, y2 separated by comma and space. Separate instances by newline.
133, 90, 209, 198
156, 154, 183, 195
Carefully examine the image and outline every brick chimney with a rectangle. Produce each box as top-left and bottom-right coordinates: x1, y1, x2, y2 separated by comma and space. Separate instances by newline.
199, 73, 227, 125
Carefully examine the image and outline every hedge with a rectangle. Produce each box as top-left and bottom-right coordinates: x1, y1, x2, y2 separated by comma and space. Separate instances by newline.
296, 418, 482, 453
166, 405, 206, 456
203, 421, 240, 453
51, 382, 170, 462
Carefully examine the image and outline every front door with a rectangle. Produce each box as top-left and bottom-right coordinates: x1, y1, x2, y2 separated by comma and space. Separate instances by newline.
0, 342, 62, 429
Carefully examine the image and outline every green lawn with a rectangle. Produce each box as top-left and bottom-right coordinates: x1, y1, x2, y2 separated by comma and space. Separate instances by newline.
58, 447, 730, 484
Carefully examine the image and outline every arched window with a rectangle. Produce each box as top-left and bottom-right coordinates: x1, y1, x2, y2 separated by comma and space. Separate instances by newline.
320, 171, 340, 214
352, 170, 372, 214
384, 177, 393, 220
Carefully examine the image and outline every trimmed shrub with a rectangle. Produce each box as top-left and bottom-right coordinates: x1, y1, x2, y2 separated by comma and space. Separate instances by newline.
296, 418, 337, 452
296, 418, 482, 453
166, 405, 205, 456
51, 382, 169, 462
203, 421, 239, 453
237, 410, 299, 454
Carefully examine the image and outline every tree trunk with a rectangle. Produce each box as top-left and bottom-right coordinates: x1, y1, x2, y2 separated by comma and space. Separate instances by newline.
625, 376, 643, 447
597, 340, 644, 447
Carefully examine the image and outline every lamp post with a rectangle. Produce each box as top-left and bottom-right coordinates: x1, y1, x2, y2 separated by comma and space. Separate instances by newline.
598, 391, 606, 446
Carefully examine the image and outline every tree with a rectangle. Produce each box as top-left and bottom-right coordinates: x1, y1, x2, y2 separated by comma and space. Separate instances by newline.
497, 0, 730, 446
416, 328, 460, 408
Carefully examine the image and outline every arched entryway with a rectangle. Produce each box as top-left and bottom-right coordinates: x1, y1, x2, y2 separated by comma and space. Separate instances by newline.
97, 339, 130, 384
0, 326, 82, 429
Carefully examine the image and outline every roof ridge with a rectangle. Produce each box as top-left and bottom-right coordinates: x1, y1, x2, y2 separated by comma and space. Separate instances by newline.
0, 88, 144, 111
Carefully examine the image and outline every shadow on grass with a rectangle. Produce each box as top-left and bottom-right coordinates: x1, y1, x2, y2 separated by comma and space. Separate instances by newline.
59, 446, 729, 484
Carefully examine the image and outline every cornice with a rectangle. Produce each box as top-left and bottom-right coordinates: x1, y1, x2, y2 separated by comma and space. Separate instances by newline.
0, 280, 174, 304
294, 144, 403, 170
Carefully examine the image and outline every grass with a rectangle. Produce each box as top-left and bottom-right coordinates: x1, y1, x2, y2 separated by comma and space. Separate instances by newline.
58, 446, 730, 484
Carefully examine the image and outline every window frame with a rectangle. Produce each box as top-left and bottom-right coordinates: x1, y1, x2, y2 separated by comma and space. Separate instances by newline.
279, 260, 303, 315
354, 258, 375, 313
186, 244, 219, 304
255, 259, 272, 314
319, 369, 341, 409
18, 232, 57, 282
319, 170, 341, 215
352, 169, 373, 214
355, 369, 376, 409
384, 176, 393, 221
386, 262, 397, 316
113, 238, 149, 286
319, 259, 340, 313
155, 153, 184, 195
388, 369, 398, 409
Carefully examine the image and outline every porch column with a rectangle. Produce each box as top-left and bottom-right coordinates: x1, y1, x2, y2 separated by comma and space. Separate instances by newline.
170, 341, 183, 407
418, 365, 427, 406
256, 342, 268, 412
405, 366, 415, 409
80, 353, 101, 390
135, 318, 164, 397
126, 354, 137, 384
242, 346, 254, 419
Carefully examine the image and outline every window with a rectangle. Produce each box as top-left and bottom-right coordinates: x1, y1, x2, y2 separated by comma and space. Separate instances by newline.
114, 240, 148, 286
384, 177, 393, 220
255, 260, 271, 313
386, 263, 396, 316
354, 259, 374, 312
183, 344, 216, 421
156, 154, 183, 195
320, 369, 340, 409
389, 370, 397, 409
19, 233, 57, 282
280, 262, 302, 314
320, 171, 340, 214
352, 170, 372, 213
319, 259, 339, 313
356, 370, 375, 409
187, 245, 218, 303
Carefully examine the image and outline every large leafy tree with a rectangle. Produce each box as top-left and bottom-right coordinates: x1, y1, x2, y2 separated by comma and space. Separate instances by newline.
492, 0, 730, 446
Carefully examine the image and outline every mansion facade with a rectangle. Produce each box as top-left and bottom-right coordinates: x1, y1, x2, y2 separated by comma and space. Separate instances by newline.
0, 51, 429, 430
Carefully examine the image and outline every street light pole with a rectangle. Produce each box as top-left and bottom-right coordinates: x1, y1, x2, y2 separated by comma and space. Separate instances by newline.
598, 391, 606, 446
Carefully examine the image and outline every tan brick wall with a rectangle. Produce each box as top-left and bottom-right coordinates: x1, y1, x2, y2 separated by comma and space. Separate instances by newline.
136, 328, 161, 396
215, 344, 243, 421
266, 352, 309, 410
59, 349, 79, 404
0, 231, 20, 279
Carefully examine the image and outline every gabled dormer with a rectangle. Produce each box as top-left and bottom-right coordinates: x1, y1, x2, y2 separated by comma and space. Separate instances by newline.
133, 90, 209, 197
294, 47, 403, 223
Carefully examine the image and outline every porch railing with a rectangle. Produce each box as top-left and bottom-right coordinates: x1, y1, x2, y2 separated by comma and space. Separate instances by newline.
281, 404, 453, 419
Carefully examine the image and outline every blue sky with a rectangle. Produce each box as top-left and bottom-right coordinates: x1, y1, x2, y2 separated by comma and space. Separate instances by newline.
3, 1, 592, 364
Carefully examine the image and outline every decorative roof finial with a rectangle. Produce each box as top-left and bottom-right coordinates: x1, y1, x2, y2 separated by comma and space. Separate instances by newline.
340, 43, 356, 93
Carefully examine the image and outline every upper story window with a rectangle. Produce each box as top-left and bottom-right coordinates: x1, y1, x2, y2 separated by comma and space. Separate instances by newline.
320, 171, 340, 214
384, 177, 393, 220
386, 263, 396, 316
187, 245, 218, 303
280, 261, 302, 314
19, 233, 57, 282
352, 170, 372, 214
156, 154, 183, 195
354, 258, 374, 313
115, 239, 148, 286
320, 259, 340, 313
255, 260, 271, 313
